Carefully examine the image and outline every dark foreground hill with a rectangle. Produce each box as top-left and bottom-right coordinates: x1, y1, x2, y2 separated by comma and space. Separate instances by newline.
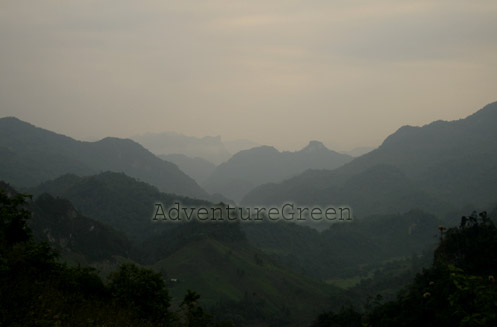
242, 209, 442, 279
1, 181, 130, 264
139, 221, 345, 327
0, 185, 235, 327
2, 180, 347, 327
29, 171, 211, 241
310, 211, 497, 327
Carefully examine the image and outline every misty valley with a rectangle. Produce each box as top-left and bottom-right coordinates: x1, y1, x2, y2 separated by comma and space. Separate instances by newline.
1, 101, 497, 326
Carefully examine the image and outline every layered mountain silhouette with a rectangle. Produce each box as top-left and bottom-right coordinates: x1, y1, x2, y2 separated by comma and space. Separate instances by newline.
339, 146, 375, 157
133, 132, 231, 165
160, 153, 216, 184
243, 101, 497, 217
203, 141, 353, 203
133, 132, 259, 165
0, 117, 208, 199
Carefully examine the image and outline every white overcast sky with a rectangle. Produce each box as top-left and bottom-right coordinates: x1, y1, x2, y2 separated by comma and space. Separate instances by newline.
1, 0, 496, 151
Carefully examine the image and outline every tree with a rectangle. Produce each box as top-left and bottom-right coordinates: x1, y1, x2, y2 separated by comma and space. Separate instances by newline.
0, 189, 32, 247
108, 262, 171, 322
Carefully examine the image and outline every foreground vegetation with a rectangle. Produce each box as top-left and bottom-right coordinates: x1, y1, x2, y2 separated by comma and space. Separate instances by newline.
2, 184, 496, 326
311, 211, 497, 327
0, 189, 232, 327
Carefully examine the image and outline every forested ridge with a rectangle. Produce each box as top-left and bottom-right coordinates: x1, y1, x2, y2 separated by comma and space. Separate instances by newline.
0, 188, 232, 327
310, 211, 497, 327
2, 183, 496, 326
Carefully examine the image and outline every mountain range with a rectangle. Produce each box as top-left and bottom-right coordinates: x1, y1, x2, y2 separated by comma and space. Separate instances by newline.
0, 117, 208, 199
243, 101, 497, 218
2, 101, 497, 326
132, 132, 259, 165
203, 141, 353, 203
159, 153, 216, 184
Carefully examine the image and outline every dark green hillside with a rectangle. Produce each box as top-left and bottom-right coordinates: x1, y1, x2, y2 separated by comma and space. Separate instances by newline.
28, 174, 347, 326
153, 235, 344, 327
0, 181, 130, 264
31, 193, 132, 264
0, 117, 208, 199
309, 211, 497, 327
0, 187, 229, 327
243, 210, 441, 280
135, 220, 246, 265
129, 217, 347, 326
29, 171, 211, 241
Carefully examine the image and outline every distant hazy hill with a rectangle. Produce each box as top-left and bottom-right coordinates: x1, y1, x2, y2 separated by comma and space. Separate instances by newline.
0, 117, 208, 199
133, 132, 229, 165
223, 138, 260, 156
340, 146, 376, 157
160, 153, 216, 184
203, 141, 353, 203
242, 101, 497, 216
29, 171, 211, 241
133, 132, 259, 165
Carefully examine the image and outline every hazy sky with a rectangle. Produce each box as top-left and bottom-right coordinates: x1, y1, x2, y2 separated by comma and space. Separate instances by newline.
1, 1, 496, 151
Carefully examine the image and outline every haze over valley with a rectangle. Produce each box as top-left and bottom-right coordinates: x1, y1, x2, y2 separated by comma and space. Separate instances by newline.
1, 1, 497, 326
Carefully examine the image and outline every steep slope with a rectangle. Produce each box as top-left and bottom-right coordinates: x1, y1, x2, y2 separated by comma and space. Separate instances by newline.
0, 117, 208, 199
203, 141, 352, 203
150, 224, 344, 327
160, 153, 216, 184
0, 181, 130, 264
26, 173, 345, 326
339, 146, 375, 157
340, 101, 497, 201
29, 172, 211, 241
243, 102, 497, 215
31, 193, 132, 264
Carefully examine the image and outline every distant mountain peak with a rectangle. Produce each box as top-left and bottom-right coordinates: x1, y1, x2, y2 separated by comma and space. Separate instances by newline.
0, 116, 39, 130
301, 140, 328, 152
0, 116, 23, 122
255, 145, 279, 152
